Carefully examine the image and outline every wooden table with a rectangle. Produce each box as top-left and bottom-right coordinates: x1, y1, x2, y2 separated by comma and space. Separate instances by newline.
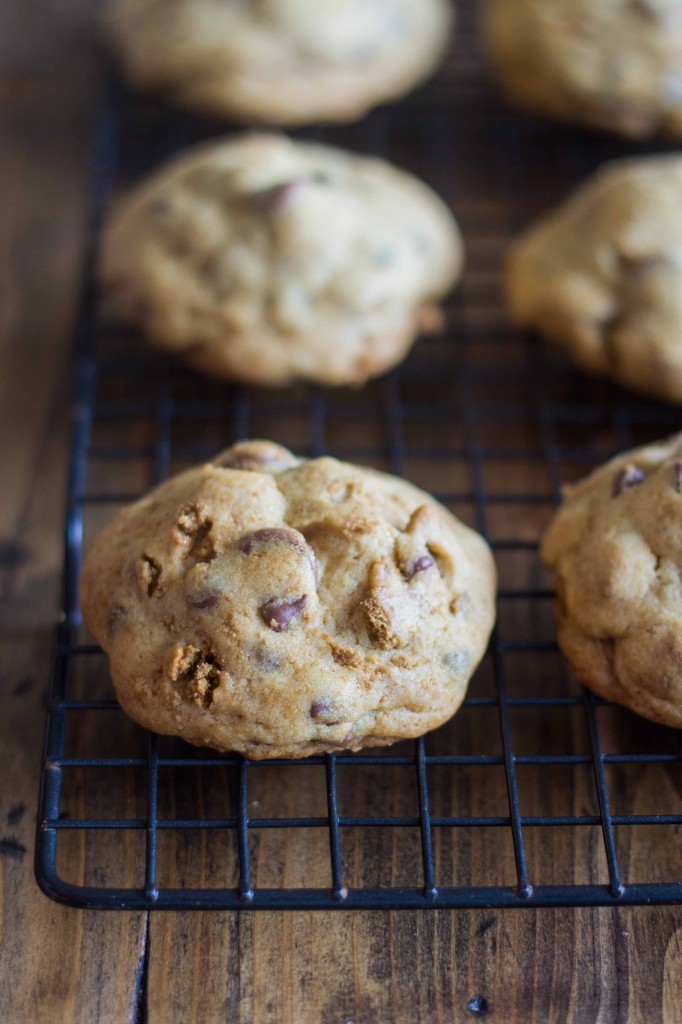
2, 5, 682, 1022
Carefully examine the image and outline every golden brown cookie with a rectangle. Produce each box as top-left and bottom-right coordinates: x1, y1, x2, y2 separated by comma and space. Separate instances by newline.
80, 440, 496, 758
100, 133, 462, 387
542, 432, 682, 728
506, 154, 682, 403
482, 0, 682, 139
109, 0, 453, 125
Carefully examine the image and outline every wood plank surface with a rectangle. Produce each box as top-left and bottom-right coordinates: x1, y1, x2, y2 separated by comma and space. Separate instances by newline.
0, 21, 147, 1023
1, 4, 682, 1023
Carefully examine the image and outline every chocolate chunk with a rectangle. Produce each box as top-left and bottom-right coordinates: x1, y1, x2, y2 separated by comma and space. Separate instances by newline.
310, 699, 340, 724
240, 527, 302, 553
188, 592, 219, 610
612, 464, 645, 496
261, 594, 308, 632
240, 527, 317, 577
673, 460, 682, 493
403, 554, 435, 580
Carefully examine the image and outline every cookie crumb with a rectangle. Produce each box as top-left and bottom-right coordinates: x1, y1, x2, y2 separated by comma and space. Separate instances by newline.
175, 503, 215, 561
139, 555, 162, 597
326, 636, 363, 668
362, 594, 402, 650
169, 643, 222, 707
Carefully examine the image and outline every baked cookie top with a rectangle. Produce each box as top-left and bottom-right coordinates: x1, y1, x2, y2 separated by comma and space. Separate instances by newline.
542, 433, 682, 728
100, 133, 462, 387
506, 154, 682, 403
80, 441, 496, 758
108, 0, 452, 125
482, 0, 682, 139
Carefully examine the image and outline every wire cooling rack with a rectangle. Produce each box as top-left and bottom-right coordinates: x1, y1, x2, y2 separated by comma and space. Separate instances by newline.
36, 2, 682, 910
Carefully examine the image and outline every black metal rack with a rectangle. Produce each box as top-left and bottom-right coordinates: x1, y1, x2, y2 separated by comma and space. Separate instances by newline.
36, 1, 682, 910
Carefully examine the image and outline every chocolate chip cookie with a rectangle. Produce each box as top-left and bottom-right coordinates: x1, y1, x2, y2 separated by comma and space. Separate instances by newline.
80, 441, 496, 758
100, 133, 462, 387
542, 432, 682, 728
482, 0, 682, 139
108, 0, 452, 125
506, 154, 682, 403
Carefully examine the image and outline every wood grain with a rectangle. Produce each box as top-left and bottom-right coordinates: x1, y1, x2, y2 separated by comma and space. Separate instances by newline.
0, 36, 147, 1024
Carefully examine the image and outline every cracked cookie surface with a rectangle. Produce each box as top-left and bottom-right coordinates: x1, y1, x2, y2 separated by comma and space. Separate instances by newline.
108, 0, 452, 125
542, 432, 682, 728
506, 154, 682, 403
482, 0, 682, 139
80, 440, 496, 757
100, 133, 462, 387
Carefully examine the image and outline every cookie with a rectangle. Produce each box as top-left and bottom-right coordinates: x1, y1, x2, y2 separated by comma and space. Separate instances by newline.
542, 433, 682, 728
108, 0, 453, 125
80, 440, 496, 758
482, 0, 682, 139
506, 154, 682, 403
100, 133, 462, 387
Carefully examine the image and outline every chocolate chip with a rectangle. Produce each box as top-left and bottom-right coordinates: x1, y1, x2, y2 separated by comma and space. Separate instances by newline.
673, 460, 682, 493
612, 464, 645, 497
261, 594, 308, 632
240, 528, 317, 577
310, 699, 340, 724
189, 592, 219, 610
403, 554, 435, 580
239, 527, 302, 554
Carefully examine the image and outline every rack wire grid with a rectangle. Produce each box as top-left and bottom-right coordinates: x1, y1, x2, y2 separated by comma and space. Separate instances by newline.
36, 2, 682, 911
